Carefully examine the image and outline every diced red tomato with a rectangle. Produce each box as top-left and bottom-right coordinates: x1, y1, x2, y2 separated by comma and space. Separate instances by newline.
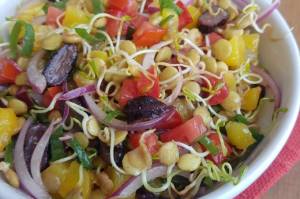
106, 9, 126, 37
129, 133, 159, 154
155, 111, 183, 129
208, 85, 229, 106
205, 133, 232, 164
43, 86, 62, 107
119, 79, 140, 107
46, 6, 64, 27
130, 14, 148, 29
133, 21, 167, 47
136, 67, 160, 98
108, 0, 138, 16
207, 32, 223, 45
0, 58, 21, 84
160, 116, 207, 144
177, 1, 193, 30
201, 75, 219, 88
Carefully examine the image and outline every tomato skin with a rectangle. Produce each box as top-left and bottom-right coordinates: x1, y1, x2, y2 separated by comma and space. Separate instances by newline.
136, 67, 160, 98
208, 85, 229, 106
133, 21, 167, 47
177, 1, 193, 30
160, 116, 207, 144
46, 6, 64, 27
201, 75, 219, 88
205, 133, 232, 164
130, 14, 148, 29
119, 79, 140, 107
108, 0, 138, 16
0, 58, 21, 84
43, 86, 62, 107
129, 133, 159, 154
106, 9, 125, 37
155, 111, 183, 129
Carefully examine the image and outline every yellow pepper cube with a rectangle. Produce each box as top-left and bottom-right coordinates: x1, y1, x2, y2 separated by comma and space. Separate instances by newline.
242, 86, 262, 111
90, 50, 108, 62
186, 6, 201, 29
224, 36, 246, 70
243, 33, 260, 53
58, 161, 92, 199
63, 6, 90, 28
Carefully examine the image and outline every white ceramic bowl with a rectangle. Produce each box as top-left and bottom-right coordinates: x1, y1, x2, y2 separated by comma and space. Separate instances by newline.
0, 0, 299, 198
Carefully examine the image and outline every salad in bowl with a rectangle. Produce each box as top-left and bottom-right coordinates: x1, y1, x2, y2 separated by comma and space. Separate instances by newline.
0, 0, 286, 198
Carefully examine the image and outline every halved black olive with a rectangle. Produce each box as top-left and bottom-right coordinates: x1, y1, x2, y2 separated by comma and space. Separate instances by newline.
123, 96, 171, 123
43, 44, 77, 86
198, 7, 229, 34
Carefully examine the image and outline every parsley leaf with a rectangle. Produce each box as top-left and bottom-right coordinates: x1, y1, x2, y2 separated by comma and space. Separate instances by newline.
70, 138, 93, 169
50, 126, 66, 162
159, 0, 182, 15
91, 0, 104, 14
4, 140, 14, 166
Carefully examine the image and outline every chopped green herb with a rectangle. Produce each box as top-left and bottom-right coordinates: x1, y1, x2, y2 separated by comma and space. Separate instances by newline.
50, 126, 66, 162
53, 0, 68, 10
42, 3, 49, 14
203, 176, 213, 188
9, 20, 35, 58
86, 147, 98, 159
4, 140, 14, 166
159, 0, 182, 15
104, 110, 123, 123
249, 128, 264, 143
20, 22, 35, 57
199, 136, 219, 155
231, 114, 249, 125
160, 15, 175, 26
75, 28, 106, 43
182, 87, 198, 102
212, 105, 222, 113
70, 138, 93, 169
9, 20, 22, 59
91, 0, 104, 14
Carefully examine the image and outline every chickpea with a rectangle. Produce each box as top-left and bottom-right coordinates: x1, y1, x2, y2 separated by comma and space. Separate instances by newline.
223, 72, 236, 91
96, 172, 114, 195
155, 47, 172, 62
187, 49, 201, 65
8, 98, 28, 115
4, 169, 20, 188
159, 142, 179, 166
113, 131, 128, 145
63, 32, 82, 44
8, 85, 19, 96
17, 57, 29, 70
223, 28, 244, 40
221, 91, 241, 112
202, 56, 217, 74
74, 132, 89, 149
193, 106, 212, 126
15, 72, 28, 86
94, 18, 107, 29
42, 33, 63, 50
87, 116, 100, 136
188, 28, 202, 45
216, 62, 228, 75
173, 98, 193, 121
183, 81, 201, 94
177, 154, 201, 172
212, 39, 232, 61
159, 66, 178, 89
119, 40, 137, 55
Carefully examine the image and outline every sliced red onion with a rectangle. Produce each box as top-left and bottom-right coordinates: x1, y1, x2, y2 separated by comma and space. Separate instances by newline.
109, 164, 168, 199
84, 94, 175, 131
231, 0, 248, 10
251, 65, 281, 109
59, 84, 96, 101
14, 118, 51, 199
62, 82, 70, 123
27, 51, 47, 94
30, 120, 59, 189
179, 0, 194, 6
257, 0, 280, 23
163, 72, 183, 106
146, 2, 160, 14
143, 41, 173, 69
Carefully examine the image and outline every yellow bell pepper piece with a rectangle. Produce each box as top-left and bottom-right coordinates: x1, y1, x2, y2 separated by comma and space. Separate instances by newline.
186, 6, 201, 29
224, 36, 246, 70
106, 166, 129, 191
33, 25, 54, 52
63, 6, 90, 28
243, 33, 260, 53
58, 161, 92, 199
225, 121, 255, 150
0, 108, 19, 152
242, 87, 262, 111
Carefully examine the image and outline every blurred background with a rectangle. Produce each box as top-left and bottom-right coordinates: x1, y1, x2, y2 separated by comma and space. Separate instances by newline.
262, 0, 300, 198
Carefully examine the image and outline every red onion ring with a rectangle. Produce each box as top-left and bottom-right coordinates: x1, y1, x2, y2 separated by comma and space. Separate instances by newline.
109, 164, 168, 199
251, 65, 281, 109
62, 82, 70, 123
83, 94, 175, 131
30, 119, 59, 189
27, 51, 47, 94
163, 71, 183, 106
59, 84, 96, 101
14, 118, 51, 199
257, 0, 281, 23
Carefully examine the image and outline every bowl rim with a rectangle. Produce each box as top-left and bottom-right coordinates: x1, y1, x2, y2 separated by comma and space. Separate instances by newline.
0, 0, 300, 199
